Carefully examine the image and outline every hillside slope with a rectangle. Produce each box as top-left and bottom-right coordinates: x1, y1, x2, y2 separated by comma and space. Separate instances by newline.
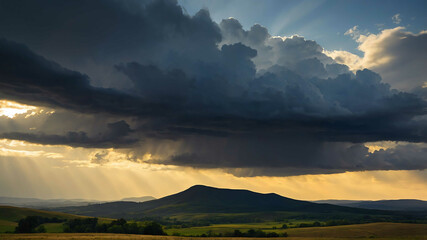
0, 205, 86, 222
0, 205, 95, 233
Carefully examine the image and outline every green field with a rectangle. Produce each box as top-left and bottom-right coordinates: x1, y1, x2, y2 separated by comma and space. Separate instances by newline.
165, 222, 283, 236
166, 212, 305, 223
165, 220, 324, 235
1, 205, 426, 239
0, 219, 16, 233
0, 205, 113, 233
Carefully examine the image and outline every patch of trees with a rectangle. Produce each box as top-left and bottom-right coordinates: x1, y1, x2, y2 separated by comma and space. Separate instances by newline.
298, 221, 321, 228
324, 219, 351, 226
63, 218, 98, 233
63, 218, 166, 235
15, 216, 65, 233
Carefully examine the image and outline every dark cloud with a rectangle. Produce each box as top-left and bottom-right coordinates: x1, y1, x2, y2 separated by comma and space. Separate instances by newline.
0, 0, 222, 89
0, 0, 222, 62
145, 137, 427, 176
0, 0, 426, 176
115, 63, 194, 102
0, 120, 137, 148
0, 38, 169, 117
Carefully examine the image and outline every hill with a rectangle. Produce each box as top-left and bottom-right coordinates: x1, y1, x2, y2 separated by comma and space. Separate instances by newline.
314, 199, 427, 211
135, 185, 375, 214
50, 185, 403, 221
0, 195, 155, 209
0, 196, 104, 209
120, 196, 156, 202
0, 205, 86, 222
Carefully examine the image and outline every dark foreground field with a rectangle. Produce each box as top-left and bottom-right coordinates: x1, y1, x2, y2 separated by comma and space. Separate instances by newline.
0, 234, 426, 240
1, 222, 427, 240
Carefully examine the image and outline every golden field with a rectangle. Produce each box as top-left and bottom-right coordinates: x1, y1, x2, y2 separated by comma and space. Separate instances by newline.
1, 222, 426, 240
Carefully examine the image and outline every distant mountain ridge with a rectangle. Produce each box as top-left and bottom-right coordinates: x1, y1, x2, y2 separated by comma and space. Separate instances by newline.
49, 185, 390, 220
0, 196, 104, 208
313, 199, 427, 211
0, 195, 155, 209
120, 196, 156, 202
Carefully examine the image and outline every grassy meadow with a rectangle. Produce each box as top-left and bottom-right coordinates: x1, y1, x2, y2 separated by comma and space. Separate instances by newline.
1, 205, 426, 239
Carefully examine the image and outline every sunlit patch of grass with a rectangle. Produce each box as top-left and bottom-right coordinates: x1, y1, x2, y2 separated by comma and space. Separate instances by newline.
40, 223, 64, 233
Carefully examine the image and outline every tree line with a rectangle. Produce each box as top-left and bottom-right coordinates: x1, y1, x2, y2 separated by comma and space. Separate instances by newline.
15, 216, 65, 233
64, 218, 166, 235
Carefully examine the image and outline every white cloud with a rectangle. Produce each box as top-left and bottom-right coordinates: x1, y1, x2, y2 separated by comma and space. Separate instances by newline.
344, 25, 361, 40
392, 13, 402, 24
323, 49, 363, 72
326, 27, 427, 91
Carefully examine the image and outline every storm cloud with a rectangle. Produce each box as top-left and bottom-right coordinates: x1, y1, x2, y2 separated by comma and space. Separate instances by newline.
0, 120, 137, 148
0, 38, 172, 117
0, 0, 426, 176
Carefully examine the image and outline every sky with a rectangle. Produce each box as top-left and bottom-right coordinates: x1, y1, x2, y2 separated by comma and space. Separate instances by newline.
0, 0, 426, 201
